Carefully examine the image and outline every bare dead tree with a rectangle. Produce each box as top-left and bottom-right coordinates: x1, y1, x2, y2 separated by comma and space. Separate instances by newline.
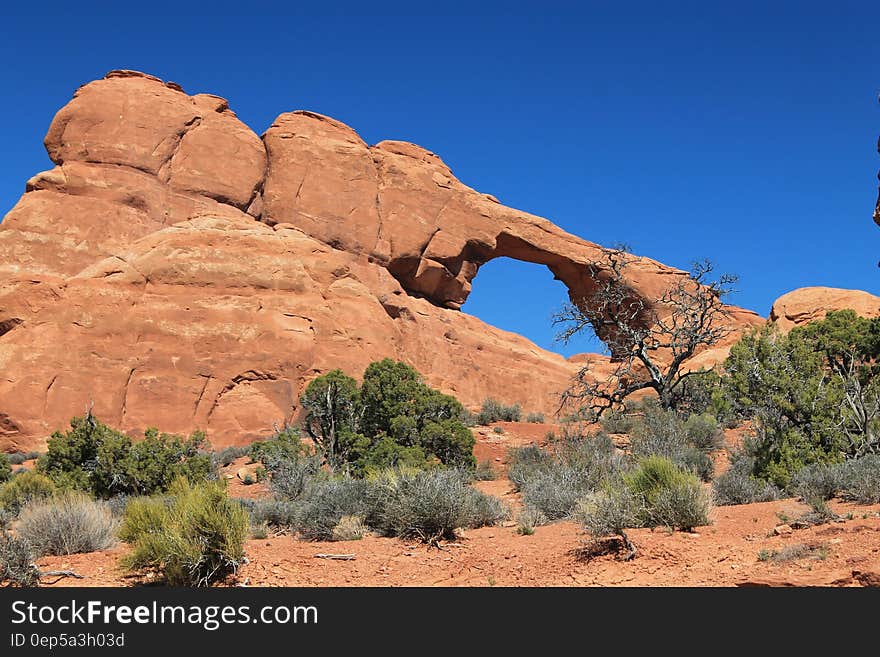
554, 248, 737, 417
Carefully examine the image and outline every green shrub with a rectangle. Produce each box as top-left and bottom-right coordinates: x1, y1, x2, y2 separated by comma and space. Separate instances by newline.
7, 452, 40, 466
525, 412, 545, 424
711, 455, 780, 506
212, 446, 249, 469
18, 492, 117, 556
0, 530, 38, 587
356, 436, 436, 476
683, 414, 723, 451
837, 455, 880, 503
119, 478, 248, 587
0, 471, 56, 515
237, 498, 298, 532
512, 435, 619, 521
516, 507, 548, 535
473, 460, 497, 481
476, 398, 522, 424
508, 445, 553, 491
493, 426, 504, 434
301, 360, 476, 475
600, 409, 634, 434
624, 456, 711, 530
788, 463, 842, 504
248, 426, 310, 470
38, 414, 212, 498
520, 466, 594, 521
720, 313, 880, 486
122, 428, 213, 496
624, 456, 686, 509
414, 419, 476, 470
295, 478, 370, 541
266, 455, 323, 501
575, 482, 643, 542
0, 454, 11, 484
649, 476, 710, 531
630, 407, 719, 481
670, 370, 733, 421
367, 469, 504, 542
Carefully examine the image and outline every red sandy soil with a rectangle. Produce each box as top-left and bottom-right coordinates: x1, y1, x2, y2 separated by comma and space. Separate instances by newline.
29, 423, 880, 588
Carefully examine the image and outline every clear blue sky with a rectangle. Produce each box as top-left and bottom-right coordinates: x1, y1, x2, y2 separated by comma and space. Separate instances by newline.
2, 1, 878, 356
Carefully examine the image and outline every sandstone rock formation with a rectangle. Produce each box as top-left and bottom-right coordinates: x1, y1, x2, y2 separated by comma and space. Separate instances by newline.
0, 71, 761, 451
770, 287, 880, 331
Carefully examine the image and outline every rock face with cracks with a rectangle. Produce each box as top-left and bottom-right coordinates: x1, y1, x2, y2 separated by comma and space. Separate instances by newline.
0, 70, 761, 451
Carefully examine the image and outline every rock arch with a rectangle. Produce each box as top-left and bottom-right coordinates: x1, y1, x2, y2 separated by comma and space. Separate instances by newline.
0, 70, 763, 450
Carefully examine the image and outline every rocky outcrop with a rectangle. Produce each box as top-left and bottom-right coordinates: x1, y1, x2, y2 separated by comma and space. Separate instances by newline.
770, 287, 880, 331
0, 71, 762, 451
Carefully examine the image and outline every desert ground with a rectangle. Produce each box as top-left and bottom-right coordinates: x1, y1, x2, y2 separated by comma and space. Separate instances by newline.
33, 422, 880, 588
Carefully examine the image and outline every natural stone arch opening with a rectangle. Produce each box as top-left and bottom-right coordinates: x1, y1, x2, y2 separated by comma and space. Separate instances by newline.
460, 253, 609, 358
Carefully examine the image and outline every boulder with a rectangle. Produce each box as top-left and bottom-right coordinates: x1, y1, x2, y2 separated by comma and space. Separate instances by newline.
770, 287, 880, 331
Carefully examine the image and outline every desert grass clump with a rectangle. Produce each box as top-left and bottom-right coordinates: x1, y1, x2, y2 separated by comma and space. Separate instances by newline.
7, 451, 40, 466
295, 478, 369, 541
239, 499, 298, 533
630, 408, 720, 481
507, 445, 553, 491
331, 515, 368, 541
473, 460, 497, 481
516, 507, 548, 536
788, 462, 842, 505
757, 543, 828, 563
712, 453, 781, 506
462, 487, 508, 528
525, 412, 546, 424
600, 409, 634, 434
17, 492, 117, 556
211, 446, 250, 469
367, 468, 504, 542
781, 455, 880, 506
574, 483, 643, 560
0, 471, 57, 516
520, 467, 594, 521
512, 434, 620, 521
477, 398, 522, 425
119, 478, 248, 587
0, 530, 38, 587
836, 455, 880, 504
266, 455, 323, 501
623, 456, 710, 530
